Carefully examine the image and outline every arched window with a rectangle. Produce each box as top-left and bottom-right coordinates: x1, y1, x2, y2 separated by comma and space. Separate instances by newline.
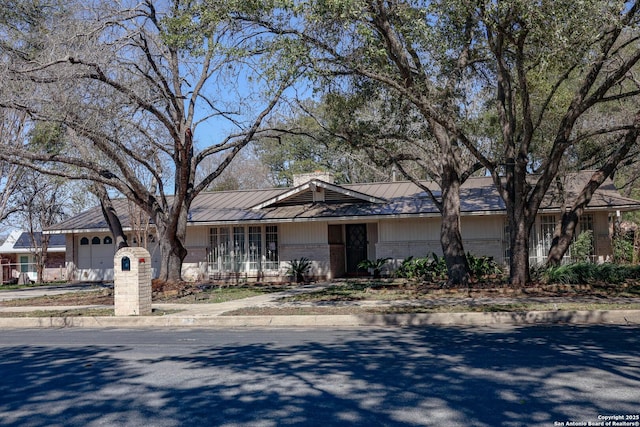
104, 236, 113, 245
91, 236, 101, 245
80, 237, 89, 245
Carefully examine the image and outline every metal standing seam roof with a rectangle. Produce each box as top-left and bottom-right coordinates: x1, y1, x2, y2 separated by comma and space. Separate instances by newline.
45, 171, 640, 233
0, 231, 66, 253
13, 232, 66, 248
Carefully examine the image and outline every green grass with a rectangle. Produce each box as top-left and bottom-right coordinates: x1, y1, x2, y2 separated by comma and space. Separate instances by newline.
540, 263, 640, 284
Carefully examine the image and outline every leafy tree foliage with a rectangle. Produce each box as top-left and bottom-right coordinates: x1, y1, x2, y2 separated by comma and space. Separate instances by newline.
0, 109, 27, 223
462, 1, 640, 281
239, 0, 485, 284
246, 0, 640, 284
3, 0, 639, 286
0, 0, 296, 282
255, 101, 393, 187
11, 169, 70, 283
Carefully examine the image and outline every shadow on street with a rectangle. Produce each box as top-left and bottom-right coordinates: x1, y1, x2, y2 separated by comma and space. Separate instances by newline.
0, 325, 638, 426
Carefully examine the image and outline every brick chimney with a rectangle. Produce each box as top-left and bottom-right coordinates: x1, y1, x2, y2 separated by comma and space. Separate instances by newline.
292, 171, 335, 187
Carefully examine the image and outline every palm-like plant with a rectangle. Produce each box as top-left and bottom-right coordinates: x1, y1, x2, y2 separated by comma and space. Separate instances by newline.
358, 257, 391, 279
286, 257, 312, 283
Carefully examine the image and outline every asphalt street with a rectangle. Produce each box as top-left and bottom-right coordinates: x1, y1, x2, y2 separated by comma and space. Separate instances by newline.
1, 325, 639, 427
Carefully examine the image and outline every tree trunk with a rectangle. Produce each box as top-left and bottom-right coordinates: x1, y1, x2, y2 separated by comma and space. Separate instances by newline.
546, 122, 640, 265
151, 127, 193, 284
92, 184, 128, 250
26, 226, 47, 284
507, 163, 533, 286
36, 252, 45, 284
155, 210, 188, 283
37, 235, 49, 283
157, 235, 186, 283
156, 233, 187, 283
440, 165, 470, 286
547, 211, 578, 266
509, 217, 531, 286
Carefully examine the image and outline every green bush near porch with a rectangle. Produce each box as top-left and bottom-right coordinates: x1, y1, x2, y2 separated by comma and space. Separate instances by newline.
395, 253, 503, 282
540, 262, 640, 284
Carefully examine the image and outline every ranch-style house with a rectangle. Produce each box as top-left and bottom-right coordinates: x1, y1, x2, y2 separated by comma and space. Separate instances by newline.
45, 171, 640, 282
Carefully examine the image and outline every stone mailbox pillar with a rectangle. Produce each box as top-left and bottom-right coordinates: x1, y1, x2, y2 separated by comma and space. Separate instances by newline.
114, 247, 152, 316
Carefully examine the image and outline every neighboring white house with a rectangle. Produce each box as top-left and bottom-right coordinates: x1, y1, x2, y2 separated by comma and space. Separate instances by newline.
45, 171, 640, 283
0, 230, 67, 283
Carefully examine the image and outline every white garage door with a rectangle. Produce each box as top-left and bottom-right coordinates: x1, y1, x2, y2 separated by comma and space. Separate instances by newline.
77, 235, 116, 281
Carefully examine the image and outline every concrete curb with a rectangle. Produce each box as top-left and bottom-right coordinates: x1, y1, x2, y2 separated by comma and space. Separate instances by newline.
1, 309, 639, 328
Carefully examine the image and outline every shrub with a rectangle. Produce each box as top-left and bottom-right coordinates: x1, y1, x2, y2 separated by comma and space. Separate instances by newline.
544, 264, 579, 284
357, 257, 391, 278
395, 252, 503, 281
395, 256, 423, 280
540, 262, 638, 285
613, 236, 634, 264
395, 254, 447, 281
466, 252, 503, 278
286, 257, 312, 283
429, 253, 449, 279
570, 230, 594, 262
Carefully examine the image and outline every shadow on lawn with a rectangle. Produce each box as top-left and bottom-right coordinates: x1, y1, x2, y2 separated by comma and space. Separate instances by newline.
0, 326, 639, 426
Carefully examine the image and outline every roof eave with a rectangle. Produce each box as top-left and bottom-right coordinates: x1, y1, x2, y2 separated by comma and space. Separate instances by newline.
315, 180, 387, 204
43, 226, 150, 235
0, 247, 66, 254
250, 179, 386, 210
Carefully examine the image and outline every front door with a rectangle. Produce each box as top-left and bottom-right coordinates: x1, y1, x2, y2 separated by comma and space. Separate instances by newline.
346, 224, 367, 275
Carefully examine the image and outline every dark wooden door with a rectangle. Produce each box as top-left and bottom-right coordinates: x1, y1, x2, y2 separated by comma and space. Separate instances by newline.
346, 224, 367, 275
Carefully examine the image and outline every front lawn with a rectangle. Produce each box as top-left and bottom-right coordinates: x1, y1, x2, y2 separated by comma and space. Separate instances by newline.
0, 282, 293, 307
224, 301, 640, 316
2, 277, 640, 317
279, 279, 640, 303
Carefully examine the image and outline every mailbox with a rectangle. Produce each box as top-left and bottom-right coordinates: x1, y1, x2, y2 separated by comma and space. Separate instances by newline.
114, 247, 152, 316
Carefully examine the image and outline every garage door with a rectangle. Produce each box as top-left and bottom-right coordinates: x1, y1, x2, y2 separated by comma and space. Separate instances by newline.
77, 235, 116, 281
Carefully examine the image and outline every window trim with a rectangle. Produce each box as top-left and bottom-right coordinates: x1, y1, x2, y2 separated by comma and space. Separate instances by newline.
208, 225, 279, 273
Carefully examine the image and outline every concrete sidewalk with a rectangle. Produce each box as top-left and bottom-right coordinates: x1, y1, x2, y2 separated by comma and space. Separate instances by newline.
1, 283, 640, 328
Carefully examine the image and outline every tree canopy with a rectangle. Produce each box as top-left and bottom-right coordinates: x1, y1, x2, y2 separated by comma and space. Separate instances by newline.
0, 0, 298, 282
1, 0, 639, 285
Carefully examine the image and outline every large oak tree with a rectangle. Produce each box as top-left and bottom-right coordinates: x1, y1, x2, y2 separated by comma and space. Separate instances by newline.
262, 0, 640, 285
0, 0, 296, 282
462, 0, 640, 283
241, 0, 484, 284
